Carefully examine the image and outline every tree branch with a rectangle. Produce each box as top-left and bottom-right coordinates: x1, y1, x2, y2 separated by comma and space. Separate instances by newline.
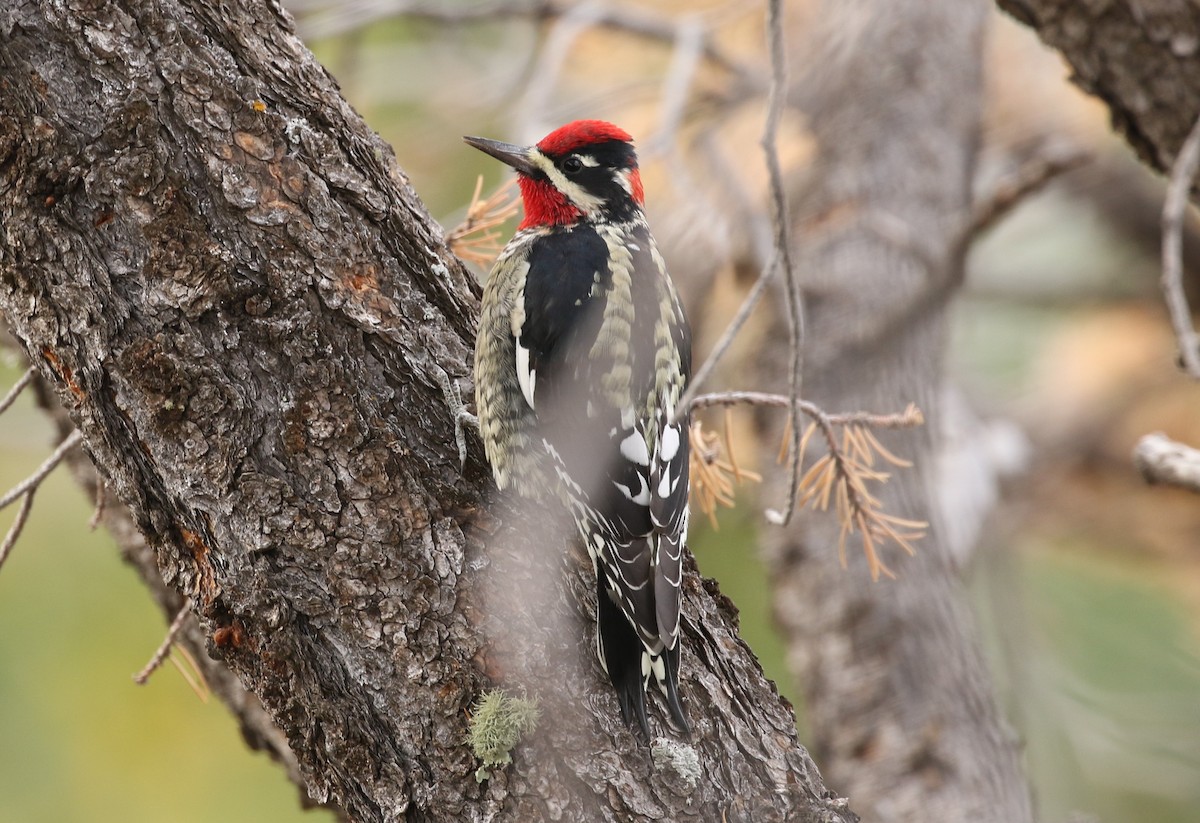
291, 0, 751, 81
0, 2, 851, 821
1161, 111, 1200, 378
752, 1, 1035, 819
994, 0, 1200, 177
1134, 432, 1200, 493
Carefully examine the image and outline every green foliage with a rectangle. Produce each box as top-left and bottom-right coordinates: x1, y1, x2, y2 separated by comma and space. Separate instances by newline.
467, 689, 540, 783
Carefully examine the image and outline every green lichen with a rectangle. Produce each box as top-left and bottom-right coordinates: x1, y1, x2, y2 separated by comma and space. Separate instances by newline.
468, 689, 540, 782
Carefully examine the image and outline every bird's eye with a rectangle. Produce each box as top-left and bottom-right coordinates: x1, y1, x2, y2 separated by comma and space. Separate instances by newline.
561, 156, 583, 175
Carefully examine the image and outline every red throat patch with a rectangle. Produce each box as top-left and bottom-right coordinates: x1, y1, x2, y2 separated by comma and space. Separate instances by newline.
517, 175, 583, 230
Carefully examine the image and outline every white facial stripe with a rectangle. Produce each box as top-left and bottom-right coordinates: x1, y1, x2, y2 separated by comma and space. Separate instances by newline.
615, 168, 633, 196
529, 150, 605, 214
578, 154, 600, 167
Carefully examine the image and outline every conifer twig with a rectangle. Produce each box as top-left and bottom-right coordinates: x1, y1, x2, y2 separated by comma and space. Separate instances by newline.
448, 177, 520, 266
0, 430, 83, 511
687, 393, 925, 579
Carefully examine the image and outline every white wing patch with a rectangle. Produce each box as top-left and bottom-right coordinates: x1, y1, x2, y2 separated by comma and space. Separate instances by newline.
658, 423, 680, 462
515, 340, 536, 410
619, 430, 651, 466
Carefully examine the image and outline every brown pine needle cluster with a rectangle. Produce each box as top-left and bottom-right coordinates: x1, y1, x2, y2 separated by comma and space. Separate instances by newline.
689, 412, 762, 528
784, 419, 927, 581
448, 176, 520, 266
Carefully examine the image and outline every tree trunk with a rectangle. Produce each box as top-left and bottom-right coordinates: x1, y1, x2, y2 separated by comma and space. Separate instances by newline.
0, 2, 853, 821
755, 1, 1035, 821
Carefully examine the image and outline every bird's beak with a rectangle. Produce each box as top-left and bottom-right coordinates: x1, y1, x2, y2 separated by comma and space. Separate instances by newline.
463, 135, 538, 176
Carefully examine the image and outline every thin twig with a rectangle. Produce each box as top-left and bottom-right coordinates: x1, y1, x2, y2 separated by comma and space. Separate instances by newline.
88, 480, 107, 530
0, 430, 84, 511
294, 0, 749, 80
675, 262, 773, 418
0, 366, 36, 416
686, 391, 923, 430
967, 145, 1090, 238
133, 601, 192, 686
670, 7, 790, 419
513, 0, 606, 133
1161, 111, 1200, 378
645, 15, 705, 156
0, 490, 36, 574
759, 0, 803, 527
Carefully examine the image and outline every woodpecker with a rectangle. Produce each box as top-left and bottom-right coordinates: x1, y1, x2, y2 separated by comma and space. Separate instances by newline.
466, 121, 691, 736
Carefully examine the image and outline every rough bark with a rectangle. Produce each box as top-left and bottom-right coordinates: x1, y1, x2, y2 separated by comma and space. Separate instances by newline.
754, 1, 1034, 821
996, 0, 1200, 177
0, 1, 853, 821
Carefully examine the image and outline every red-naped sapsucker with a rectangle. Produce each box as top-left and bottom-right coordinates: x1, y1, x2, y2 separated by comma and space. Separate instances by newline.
466, 120, 691, 736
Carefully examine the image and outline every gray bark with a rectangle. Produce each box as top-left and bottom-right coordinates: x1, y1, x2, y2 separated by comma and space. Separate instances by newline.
754, 1, 1035, 821
996, 0, 1200, 176
0, 1, 852, 821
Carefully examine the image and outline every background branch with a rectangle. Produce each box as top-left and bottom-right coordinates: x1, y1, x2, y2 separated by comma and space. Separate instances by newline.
1160, 112, 1200, 378
1134, 433, 1200, 494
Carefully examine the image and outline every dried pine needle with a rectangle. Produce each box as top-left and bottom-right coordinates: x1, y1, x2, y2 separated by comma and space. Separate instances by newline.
448, 177, 520, 266
779, 412, 928, 580
689, 418, 761, 529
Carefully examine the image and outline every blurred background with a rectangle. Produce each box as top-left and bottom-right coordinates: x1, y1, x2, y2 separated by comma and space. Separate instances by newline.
2, 2, 1199, 821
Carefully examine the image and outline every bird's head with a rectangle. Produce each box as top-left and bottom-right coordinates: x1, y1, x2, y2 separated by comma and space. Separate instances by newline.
464, 120, 644, 230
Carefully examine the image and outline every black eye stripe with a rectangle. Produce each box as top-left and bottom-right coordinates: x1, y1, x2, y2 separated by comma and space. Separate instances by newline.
561, 156, 583, 174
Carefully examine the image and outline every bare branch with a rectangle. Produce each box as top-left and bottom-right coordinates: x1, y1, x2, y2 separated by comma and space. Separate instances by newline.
1161, 111, 1200, 378
133, 601, 194, 685
1134, 432, 1200, 493
687, 390, 924, 430
512, 1, 607, 131
673, 0, 798, 420
968, 144, 1091, 237
293, 0, 750, 80
644, 15, 705, 157
88, 480, 107, 531
674, 264, 774, 419
0, 365, 35, 416
0, 490, 35, 574
761, 0, 804, 527
0, 430, 83, 511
